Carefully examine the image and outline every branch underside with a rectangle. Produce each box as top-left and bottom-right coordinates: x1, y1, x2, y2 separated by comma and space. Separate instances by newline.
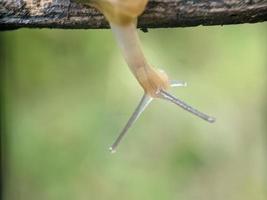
0, 0, 267, 30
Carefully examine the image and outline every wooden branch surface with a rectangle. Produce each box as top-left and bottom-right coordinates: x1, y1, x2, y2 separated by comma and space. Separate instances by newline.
0, 0, 267, 30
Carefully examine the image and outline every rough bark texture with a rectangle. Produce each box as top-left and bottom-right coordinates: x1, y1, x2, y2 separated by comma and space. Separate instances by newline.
0, 0, 267, 30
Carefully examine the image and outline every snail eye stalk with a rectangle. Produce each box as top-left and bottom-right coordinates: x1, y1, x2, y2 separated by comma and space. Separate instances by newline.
109, 94, 153, 153
158, 90, 215, 123
109, 80, 215, 153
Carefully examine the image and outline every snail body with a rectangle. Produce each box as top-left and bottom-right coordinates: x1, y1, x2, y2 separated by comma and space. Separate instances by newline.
76, 0, 215, 152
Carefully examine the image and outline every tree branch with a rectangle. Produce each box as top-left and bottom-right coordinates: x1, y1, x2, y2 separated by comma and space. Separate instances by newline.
0, 0, 267, 30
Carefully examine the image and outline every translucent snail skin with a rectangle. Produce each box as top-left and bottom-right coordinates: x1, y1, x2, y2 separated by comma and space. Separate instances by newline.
76, 0, 215, 153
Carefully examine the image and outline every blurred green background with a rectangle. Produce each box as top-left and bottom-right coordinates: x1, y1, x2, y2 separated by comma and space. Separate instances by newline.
1, 23, 267, 200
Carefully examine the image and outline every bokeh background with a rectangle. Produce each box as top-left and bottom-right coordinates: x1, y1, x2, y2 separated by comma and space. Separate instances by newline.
1, 23, 267, 200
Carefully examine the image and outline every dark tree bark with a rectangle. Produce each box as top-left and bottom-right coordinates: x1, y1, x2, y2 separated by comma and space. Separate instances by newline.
0, 0, 267, 30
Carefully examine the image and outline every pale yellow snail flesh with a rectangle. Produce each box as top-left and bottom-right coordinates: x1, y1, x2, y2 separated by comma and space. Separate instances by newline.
76, 0, 215, 153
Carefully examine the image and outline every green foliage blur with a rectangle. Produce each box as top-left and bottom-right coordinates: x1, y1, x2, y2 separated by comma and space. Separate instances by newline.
1, 23, 267, 200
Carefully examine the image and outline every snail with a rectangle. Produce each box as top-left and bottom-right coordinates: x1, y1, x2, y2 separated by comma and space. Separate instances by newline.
75, 0, 215, 153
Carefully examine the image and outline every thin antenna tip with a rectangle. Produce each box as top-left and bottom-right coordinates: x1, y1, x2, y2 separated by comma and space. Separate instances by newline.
109, 146, 116, 154
207, 117, 216, 123
170, 80, 187, 87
